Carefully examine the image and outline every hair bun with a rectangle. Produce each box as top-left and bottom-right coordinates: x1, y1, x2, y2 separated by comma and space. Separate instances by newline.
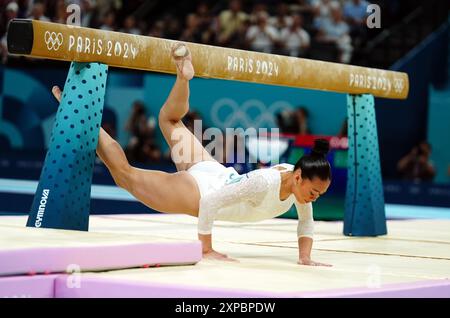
311, 139, 330, 157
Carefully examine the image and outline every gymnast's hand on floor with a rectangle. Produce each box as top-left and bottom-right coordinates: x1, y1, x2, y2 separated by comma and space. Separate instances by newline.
297, 258, 332, 267
199, 233, 237, 262
202, 249, 238, 262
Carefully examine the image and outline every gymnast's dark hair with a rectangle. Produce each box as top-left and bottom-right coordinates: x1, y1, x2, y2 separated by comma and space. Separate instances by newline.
294, 139, 332, 181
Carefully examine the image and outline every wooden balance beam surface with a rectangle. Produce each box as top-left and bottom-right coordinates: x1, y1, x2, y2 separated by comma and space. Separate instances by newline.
7, 19, 409, 99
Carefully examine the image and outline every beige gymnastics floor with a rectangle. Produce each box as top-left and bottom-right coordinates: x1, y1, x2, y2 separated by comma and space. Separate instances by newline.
0, 214, 449, 295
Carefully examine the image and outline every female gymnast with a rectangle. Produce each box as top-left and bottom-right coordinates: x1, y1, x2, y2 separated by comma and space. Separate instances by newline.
51, 43, 331, 266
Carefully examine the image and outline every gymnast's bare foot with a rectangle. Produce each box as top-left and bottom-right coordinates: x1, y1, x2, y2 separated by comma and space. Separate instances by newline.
171, 43, 194, 81
52, 85, 62, 102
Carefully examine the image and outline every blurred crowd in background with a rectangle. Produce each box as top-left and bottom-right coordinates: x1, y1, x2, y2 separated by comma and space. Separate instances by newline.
1, 0, 407, 64
0, 0, 444, 183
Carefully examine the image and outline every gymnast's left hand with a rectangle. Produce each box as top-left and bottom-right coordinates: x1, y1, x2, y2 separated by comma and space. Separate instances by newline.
297, 258, 332, 267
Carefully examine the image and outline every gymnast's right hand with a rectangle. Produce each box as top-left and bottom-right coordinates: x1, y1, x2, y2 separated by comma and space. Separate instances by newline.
202, 249, 238, 262
51, 85, 62, 103
199, 233, 237, 262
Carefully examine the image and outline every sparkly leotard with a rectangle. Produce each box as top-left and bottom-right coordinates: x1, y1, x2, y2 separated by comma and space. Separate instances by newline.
187, 161, 314, 238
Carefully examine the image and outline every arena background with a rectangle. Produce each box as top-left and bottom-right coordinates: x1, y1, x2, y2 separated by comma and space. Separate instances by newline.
0, 0, 449, 219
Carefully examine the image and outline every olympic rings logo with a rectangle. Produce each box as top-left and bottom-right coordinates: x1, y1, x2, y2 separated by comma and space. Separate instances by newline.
210, 98, 293, 128
44, 31, 63, 51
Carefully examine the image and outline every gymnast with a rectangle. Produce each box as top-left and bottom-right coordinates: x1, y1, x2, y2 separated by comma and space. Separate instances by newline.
51, 43, 331, 266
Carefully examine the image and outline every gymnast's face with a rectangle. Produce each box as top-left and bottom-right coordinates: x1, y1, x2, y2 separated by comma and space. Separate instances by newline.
291, 172, 330, 204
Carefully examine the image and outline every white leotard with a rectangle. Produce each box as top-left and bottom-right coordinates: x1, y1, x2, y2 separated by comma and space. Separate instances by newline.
187, 161, 314, 238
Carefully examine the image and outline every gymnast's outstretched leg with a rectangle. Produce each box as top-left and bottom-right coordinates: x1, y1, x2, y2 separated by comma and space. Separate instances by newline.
158, 43, 216, 172
51, 85, 200, 217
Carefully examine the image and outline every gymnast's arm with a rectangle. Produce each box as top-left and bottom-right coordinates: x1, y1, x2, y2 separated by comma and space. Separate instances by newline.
198, 174, 269, 256
295, 202, 332, 267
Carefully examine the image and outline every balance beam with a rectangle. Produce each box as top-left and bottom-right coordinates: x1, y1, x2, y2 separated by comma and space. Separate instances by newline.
7, 19, 409, 99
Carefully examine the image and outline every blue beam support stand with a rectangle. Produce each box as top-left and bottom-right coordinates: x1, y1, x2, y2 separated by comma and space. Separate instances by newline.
344, 94, 387, 236
27, 62, 108, 231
